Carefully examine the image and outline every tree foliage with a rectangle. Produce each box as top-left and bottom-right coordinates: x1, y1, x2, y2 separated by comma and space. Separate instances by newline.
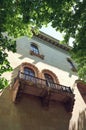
0, 0, 86, 88
46, 0, 86, 81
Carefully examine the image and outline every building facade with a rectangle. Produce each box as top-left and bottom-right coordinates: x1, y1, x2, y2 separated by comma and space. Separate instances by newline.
0, 32, 86, 130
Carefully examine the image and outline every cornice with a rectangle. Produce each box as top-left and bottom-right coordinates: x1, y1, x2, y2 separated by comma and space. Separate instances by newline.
35, 31, 72, 52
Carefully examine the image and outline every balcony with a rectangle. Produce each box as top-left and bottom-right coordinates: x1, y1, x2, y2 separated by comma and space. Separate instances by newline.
12, 71, 75, 112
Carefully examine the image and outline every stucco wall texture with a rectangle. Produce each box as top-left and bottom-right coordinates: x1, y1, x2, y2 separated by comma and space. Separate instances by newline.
0, 88, 71, 130
3, 36, 77, 87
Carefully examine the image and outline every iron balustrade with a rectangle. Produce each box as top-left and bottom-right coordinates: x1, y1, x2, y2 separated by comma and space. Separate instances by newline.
18, 71, 73, 94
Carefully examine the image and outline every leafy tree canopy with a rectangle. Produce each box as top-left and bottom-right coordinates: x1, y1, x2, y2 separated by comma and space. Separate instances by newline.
0, 0, 86, 88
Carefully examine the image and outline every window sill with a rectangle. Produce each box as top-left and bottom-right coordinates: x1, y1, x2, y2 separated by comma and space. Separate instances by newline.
30, 50, 44, 60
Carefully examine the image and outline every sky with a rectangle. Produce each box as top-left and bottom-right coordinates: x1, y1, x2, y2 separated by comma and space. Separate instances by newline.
40, 24, 74, 46
40, 24, 64, 41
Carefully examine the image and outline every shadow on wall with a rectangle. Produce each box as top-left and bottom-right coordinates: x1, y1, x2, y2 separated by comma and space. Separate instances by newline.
71, 109, 86, 130
0, 88, 72, 130
11, 94, 73, 130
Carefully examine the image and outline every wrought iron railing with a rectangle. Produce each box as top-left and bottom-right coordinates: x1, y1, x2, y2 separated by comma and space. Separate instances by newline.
18, 71, 73, 94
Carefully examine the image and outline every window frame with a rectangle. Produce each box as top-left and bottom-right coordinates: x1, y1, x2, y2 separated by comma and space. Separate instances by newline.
67, 57, 77, 72
24, 67, 35, 77
30, 43, 44, 60
31, 44, 39, 55
42, 69, 59, 84
44, 73, 54, 83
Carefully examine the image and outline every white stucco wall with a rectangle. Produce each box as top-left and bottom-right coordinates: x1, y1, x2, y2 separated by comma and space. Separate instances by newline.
3, 35, 78, 87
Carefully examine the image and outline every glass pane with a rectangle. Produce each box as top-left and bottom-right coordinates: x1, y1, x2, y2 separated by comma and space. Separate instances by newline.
44, 73, 54, 83
31, 44, 39, 54
24, 67, 35, 76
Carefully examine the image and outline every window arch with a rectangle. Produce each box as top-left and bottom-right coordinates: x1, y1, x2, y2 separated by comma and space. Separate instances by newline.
42, 69, 59, 84
20, 62, 39, 77
31, 43, 39, 54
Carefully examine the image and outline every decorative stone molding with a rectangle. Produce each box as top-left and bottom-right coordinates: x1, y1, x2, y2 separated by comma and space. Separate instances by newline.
41, 69, 60, 84
30, 50, 44, 60
35, 32, 71, 51
20, 62, 40, 77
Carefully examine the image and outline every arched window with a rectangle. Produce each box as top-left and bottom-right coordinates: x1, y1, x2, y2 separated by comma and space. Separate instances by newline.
31, 44, 39, 54
20, 62, 39, 77
67, 57, 77, 72
24, 67, 35, 80
42, 69, 59, 84
30, 43, 44, 60
44, 73, 54, 83
19, 62, 40, 82
24, 67, 35, 77
44, 73, 55, 88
